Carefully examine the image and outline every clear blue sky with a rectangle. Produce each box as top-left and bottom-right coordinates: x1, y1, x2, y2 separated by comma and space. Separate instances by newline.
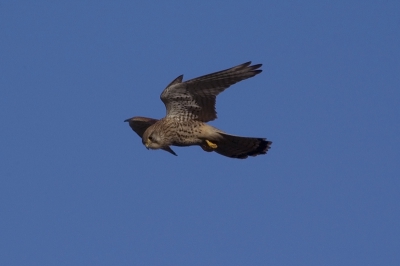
1, 1, 399, 265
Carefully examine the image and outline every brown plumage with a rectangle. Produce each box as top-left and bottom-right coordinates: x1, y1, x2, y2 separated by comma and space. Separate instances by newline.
213, 133, 271, 159
125, 61, 272, 159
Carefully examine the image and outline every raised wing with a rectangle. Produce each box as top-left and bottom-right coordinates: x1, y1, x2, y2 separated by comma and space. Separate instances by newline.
160, 62, 262, 122
124, 116, 177, 156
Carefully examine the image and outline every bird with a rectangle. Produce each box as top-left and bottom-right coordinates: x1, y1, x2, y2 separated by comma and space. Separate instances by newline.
125, 61, 272, 159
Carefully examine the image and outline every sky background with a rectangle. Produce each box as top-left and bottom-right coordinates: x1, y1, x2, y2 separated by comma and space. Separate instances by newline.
1, 1, 399, 265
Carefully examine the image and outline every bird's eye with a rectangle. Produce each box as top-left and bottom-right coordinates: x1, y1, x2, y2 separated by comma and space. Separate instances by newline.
148, 136, 153, 141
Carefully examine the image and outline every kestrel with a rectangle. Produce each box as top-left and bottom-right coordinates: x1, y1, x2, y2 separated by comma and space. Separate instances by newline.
125, 62, 272, 159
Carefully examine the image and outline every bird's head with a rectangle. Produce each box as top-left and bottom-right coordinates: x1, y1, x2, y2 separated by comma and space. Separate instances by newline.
142, 125, 164, 150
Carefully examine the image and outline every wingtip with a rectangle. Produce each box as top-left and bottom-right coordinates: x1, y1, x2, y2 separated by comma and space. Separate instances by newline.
163, 146, 178, 156
237, 61, 262, 75
165, 75, 184, 89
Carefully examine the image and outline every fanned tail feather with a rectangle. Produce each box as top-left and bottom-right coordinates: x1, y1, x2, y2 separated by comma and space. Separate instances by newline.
214, 133, 272, 159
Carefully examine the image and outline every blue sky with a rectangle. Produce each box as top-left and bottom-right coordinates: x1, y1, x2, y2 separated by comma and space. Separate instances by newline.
1, 1, 399, 265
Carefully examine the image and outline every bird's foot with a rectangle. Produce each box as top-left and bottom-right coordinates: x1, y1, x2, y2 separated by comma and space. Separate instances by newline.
205, 140, 218, 149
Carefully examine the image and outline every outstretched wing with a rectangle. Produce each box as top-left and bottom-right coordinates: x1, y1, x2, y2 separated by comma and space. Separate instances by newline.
124, 116, 177, 156
160, 62, 262, 122
124, 116, 158, 138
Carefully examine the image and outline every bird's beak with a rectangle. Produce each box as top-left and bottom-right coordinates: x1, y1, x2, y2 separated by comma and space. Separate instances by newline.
144, 140, 149, 149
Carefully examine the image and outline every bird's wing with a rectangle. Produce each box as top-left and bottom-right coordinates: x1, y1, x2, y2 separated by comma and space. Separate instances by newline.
124, 116, 177, 156
125, 116, 158, 137
160, 62, 262, 122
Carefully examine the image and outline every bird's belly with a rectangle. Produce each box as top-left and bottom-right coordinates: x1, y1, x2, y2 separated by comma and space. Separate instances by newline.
171, 134, 202, 147
170, 128, 202, 147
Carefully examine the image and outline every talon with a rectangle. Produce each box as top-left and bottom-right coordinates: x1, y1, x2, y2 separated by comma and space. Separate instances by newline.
201, 144, 213, 152
205, 140, 218, 149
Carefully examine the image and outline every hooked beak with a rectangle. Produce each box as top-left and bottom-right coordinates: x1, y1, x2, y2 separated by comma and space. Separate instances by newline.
144, 139, 150, 149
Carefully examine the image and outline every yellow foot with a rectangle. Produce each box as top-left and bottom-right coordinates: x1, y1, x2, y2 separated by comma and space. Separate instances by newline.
205, 140, 218, 149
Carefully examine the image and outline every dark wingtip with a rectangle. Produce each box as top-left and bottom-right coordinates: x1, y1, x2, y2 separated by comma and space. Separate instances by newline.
163, 147, 178, 156
250, 63, 263, 76
254, 69, 262, 75
169, 149, 178, 156
240, 62, 262, 77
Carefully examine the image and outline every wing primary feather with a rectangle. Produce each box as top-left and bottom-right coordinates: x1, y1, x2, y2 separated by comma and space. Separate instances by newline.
164, 75, 183, 89
160, 62, 263, 122
163, 147, 177, 156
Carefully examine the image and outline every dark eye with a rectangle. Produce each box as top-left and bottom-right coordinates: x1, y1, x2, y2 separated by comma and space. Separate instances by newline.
148, 135, 153, 141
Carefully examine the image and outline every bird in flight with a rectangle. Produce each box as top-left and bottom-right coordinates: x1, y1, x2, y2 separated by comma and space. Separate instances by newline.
125, 62, 272, 159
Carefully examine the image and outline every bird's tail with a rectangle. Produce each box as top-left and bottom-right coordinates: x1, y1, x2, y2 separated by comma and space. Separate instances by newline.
213, 133, 272, 159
